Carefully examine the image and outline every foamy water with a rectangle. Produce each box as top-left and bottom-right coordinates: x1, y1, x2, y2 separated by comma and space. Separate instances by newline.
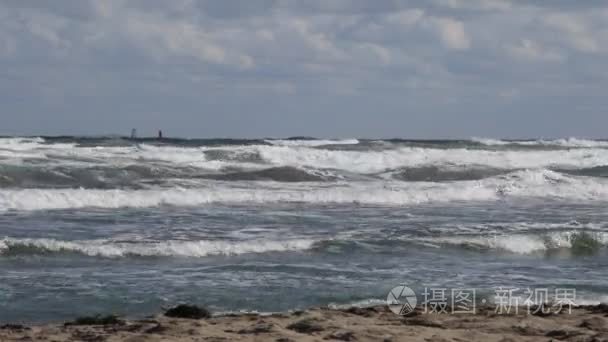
0, 136, 607, 322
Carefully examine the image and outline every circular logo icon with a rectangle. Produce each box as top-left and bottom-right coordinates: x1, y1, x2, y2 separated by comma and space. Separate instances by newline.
387, 285, 417, 315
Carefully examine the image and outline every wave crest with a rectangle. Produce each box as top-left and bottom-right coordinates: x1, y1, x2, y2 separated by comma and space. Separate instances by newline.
427, 231, 608, 254
264, 139, 359, 147
1, 169, 608, 211
0, 238, 316, 258
472, 137, 608, 148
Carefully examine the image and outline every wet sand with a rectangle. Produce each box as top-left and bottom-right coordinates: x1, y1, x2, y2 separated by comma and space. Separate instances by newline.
2, 304, 608, 341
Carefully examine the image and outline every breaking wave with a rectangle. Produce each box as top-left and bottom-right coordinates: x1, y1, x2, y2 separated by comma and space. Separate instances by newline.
1, 169, 608, 211
0, 237, 316, 258
472, 137, 608, 148
3, 136, 608, 198
252, 145, 608, 173
1, 233, 606, 259
425, 231, 608, 255
3, 136, 608, 180
3, 231, 605, 258
0, 164, 331, 188
5, 161, 608, 189
0, 137, 45, 148
264, 138, 359, 147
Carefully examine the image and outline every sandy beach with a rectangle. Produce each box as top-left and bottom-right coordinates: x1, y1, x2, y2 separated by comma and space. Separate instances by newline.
2, 304, 608, 342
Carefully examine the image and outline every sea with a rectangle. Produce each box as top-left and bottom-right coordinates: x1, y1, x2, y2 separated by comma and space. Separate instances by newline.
0, 136, 607, 322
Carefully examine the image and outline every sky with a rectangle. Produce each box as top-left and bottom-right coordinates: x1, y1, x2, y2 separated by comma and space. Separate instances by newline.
1, 0, 607, 139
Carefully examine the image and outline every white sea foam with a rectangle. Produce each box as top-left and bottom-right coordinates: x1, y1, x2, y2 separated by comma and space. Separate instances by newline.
574, 296, 608, 305
0, 137, 77, 153
1, 169, 607, 211
0, 137, 48, 160
0, 137, 45, 148
328, 298, 388, 310
473, 137, 608, 148
252, 145, 608, 173
471, 137, 512, 146
554, 138, 608, 147
264, 139, 359, 147
0, 142, 263, 171
428, 231, 608, 254
0, 237, 316, 257
3, 137, 608, 173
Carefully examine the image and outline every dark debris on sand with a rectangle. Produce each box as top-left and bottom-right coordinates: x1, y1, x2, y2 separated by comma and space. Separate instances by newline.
164, 304, 211, 319
586, 303, 608, 315
341, 306, 387, 317
286, 318, 325, 334
65, 314, 125, 326
0, 324, 30, 331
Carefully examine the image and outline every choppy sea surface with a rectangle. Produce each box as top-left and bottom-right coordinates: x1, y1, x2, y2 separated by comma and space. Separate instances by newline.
1, 136, 607, 322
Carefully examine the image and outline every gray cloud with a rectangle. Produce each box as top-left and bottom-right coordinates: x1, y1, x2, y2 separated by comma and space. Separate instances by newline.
0, 0, 607, 138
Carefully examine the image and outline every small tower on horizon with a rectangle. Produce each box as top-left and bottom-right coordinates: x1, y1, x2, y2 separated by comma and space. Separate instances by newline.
158, 130, 163, 139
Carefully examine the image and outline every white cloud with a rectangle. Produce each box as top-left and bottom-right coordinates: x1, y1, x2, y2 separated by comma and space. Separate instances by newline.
286, 18, 345, 60
542, 13, 601, 53
385, 11, 472, 51
434, 0, 511, 11
126, 16, 220, 63
1, 0, 608, 137
386, 9, 425, 26
123, 12, 254, 69
357, 43, 391, 65
506, 39, 564, 62
432, 17, 470, 50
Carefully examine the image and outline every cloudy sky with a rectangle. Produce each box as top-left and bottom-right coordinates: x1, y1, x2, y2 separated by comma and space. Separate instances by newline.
1, 0, 607, 138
